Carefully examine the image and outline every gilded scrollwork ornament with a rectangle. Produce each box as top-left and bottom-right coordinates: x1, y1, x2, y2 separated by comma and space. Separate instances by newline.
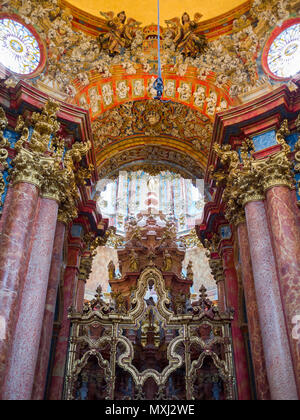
65, 263, 235, 400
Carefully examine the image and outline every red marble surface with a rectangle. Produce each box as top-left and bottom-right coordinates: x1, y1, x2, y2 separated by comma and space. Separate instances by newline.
265, 186, 300, 397
290, 190, 300, 231
0, 182, 40, 397
75, 277, 86, 312
245, 200, 298, 400
2, 198, 58, 400
31, 222, 66, 400
217, 278, 226, 312
237, 223, 271, 400
48, 265, 79, 400
0, 186, 12, 234
222, 247, 251, 400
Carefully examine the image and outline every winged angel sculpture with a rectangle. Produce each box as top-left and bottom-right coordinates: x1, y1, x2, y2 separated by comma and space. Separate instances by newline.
165, 12, 207, 58
98, 11, 141, 56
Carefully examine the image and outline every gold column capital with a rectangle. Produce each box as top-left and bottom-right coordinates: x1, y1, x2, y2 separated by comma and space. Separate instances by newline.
10, 147, 45, 189
237, 169, 265, 207
256, 151, 295, 192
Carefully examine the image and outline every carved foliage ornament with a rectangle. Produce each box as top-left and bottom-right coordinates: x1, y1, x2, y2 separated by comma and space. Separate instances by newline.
210, 120, 295, 224
92, 100, 211, 152
97, 145, 204, 180
7, 100, 92, 224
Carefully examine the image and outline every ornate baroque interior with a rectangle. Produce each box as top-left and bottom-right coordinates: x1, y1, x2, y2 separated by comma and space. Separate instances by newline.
0, 0, 300, 401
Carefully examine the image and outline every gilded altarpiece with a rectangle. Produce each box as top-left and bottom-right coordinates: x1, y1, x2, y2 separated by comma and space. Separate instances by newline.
64, 264, 235, 400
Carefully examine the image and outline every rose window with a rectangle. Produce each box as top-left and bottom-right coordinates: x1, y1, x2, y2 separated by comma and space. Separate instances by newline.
266, 22, 300, 79
0, 18, 41, 75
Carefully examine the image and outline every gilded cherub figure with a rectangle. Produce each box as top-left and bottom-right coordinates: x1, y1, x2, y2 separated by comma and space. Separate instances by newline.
99, 10, 141, 56
163, 250, 172, 272
129, 250, 139, 272
165, 12, 207, 58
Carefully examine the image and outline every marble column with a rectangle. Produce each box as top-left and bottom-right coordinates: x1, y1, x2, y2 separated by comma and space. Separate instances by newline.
31, 221, 66, 400
264, 185, 300, 396
48, 242, 82, 400
0, 182, 40, 396
2, 197, 59, 400
221, 246, 252, 400
244, 199, 298, 400
236, 221, 271, 400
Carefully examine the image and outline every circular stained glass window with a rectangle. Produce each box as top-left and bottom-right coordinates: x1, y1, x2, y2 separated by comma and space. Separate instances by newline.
267, 23, 300, 78
0, 18, 41, 75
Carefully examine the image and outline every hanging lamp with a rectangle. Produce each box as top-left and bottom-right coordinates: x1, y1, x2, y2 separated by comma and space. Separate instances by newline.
153, 0, 164, 100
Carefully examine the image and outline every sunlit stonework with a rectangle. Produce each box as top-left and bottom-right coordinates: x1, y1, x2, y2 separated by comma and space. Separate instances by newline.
0, 18, 40, 75
267, 23, 300, 78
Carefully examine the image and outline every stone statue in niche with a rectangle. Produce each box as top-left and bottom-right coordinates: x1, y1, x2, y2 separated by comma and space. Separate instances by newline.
99, 11, 141, 56
186, 261, 194, 282
165, 12, 207, 58
163, 250, 172, 272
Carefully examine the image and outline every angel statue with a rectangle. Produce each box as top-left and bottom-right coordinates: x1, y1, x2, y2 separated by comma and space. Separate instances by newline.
165, 12, 207, 58
99, 10, 141, 56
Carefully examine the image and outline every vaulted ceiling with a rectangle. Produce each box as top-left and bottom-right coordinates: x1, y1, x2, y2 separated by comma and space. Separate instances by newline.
2, 0, 298, 180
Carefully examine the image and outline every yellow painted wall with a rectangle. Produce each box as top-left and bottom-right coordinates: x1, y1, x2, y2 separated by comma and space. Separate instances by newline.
67, 0, 248, 26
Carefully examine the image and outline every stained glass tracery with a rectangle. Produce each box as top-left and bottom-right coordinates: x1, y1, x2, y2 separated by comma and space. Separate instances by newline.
267, 23, 300, 78
0, 18, 41, 75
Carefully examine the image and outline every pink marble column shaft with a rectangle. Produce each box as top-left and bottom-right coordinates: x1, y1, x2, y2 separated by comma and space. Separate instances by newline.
237, 222, 271, 400
222, 247, 252, 400
2, 197, 59, 400
0, 182, 39, 396
48, 260, 79, 400
245, 200, 298, 400
265, 186, 300, 396
31, 221, 66, 400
